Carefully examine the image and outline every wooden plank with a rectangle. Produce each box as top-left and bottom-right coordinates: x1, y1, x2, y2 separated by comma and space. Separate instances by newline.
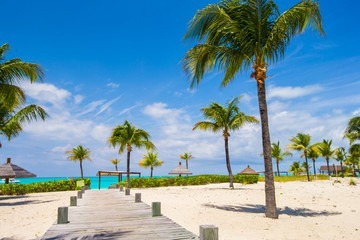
42, 189, 198, 240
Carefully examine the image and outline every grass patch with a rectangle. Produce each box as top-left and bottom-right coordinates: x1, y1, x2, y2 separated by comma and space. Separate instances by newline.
258, 174, 329, 182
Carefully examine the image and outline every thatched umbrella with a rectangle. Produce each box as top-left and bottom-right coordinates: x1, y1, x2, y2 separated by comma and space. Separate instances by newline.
239, 165, 259, 175
0, 158, 36, 184
169, 162, 192, 177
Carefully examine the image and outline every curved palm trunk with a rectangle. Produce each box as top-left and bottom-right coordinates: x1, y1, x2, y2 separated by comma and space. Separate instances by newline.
126, 150, 131, 188
276, 160, 280, 177
256, 80, 278, 219
326, 157, 330, 177
150, 167, 153, 178
224, 136, 234, 189
304, 151, 310, 181
312, 159, 317, 178
80, 160, 84, 178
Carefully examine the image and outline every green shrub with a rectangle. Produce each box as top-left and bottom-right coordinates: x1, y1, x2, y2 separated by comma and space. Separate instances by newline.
349, 178, 356, 186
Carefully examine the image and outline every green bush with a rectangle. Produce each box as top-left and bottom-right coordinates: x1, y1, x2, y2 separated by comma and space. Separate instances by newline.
0, 178, 91, 195
118, 174, 258, 188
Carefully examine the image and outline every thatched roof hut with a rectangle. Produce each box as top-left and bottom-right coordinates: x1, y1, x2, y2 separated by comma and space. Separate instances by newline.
169, 162, 192, 177
239, 165, 259, 175
0, 158, 36, 184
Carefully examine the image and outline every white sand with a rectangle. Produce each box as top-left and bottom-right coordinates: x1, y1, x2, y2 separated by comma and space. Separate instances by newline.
0, 179, 359, 240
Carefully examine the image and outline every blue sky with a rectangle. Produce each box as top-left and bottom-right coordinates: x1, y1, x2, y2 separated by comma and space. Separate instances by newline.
1, 0, 359, 177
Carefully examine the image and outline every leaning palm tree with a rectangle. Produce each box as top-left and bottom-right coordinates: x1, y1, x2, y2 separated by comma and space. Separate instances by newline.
271, 141, 292, 177
307, 145, 320, 177
288, 133, 312, 181
344, 116, 360, 144
65, 145, 91, 178
183, 0, 324, 218
110, 158, 120, 171
108, 120, 155, 188
180, 152, 194, 170
317, 139, 335, 177
193, 97, 258, 189
138, 152, 164, 178
334, 147, 346, 178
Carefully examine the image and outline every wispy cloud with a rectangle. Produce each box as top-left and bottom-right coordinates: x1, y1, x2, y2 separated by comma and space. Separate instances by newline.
95, 96, 121, 116
79, 100, 106, 116
267, 84, 323, 100
106, 82, 120, 89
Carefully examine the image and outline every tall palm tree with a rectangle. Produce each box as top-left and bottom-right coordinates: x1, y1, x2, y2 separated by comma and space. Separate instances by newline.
344, 116, 360, 144
110, 158, 120, 171
348, 144, 360, 177
193, 97, 258, 189
288, 133, 312, 181
138, 152, 164, 178
334, 147, 346, 178
271, 141, 292, 176
108, 120, 155, 188
317, 139, 335, 177
179, 152, 194, 170
183, 0, 323, 218
65, 145, 91, 178
307, 145, 319, 177
289, 161, 304, 176
0, 43, 47, 142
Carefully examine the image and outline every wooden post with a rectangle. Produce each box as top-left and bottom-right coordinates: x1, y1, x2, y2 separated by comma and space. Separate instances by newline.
125, 188, 130, 195
81, 187, 85, 194
70, 196, 77, 206
77, 190, 82, 199
135, 193, 141, 202
57, 207, 68, 224
119, 186, 124, 192
152, 202, 161, 217
200, 225, 218, 240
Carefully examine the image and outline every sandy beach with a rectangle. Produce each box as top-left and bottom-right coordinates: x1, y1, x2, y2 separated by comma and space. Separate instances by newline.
0, 179, 359, 240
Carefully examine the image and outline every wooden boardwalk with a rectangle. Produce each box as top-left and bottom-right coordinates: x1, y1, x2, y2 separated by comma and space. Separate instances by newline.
41, 189, 198, 240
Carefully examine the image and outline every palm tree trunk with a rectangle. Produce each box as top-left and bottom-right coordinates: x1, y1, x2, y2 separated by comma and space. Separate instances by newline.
150, 167, 153, 178
340, 161, 344, 178
326, 157, 330, 177
126, 151, 131, 188
276, 160, 280, 177
304, 151, 310, 181
186, 160, 189, 169
115, 164, 118, 171
224, 137, 233, 189
353, 164, 357, 177
256, 80, 278, 219
80, 160, 84, 178
312, 159, 316, 178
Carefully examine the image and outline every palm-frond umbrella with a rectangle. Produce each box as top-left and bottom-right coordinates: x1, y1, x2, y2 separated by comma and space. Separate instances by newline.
169, 162, 192, 177
239, 165, 259, 175
0, 158, 36, 184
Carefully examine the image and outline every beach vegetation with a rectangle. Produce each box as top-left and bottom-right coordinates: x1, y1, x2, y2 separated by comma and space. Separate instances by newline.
349, 178, 356, 186
108, 120, 155, 189
65, 145, 92, 178
344, 116, 360, 144
138, 152, 164, 178
316, 139, 335, 177
180, 152, 194, 170
193, 97, 258, 189
110, 158, 120, 171
288, 133, 312, 181
334, 147, 346, 178
271, 141, 292, 177
289, 161, 304, 176
258, 174, 328, 182
183, 0, 324, 218
307, 144, 320, 177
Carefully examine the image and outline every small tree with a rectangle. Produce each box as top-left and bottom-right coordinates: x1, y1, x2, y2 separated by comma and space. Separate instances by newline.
110, 158, 120, 171
317, 139, 335, 176
271, 141, 292, 176
289, 161, 304, 176
334, 147, 346, 178
307, 144, 319, 177
180, 152, 194, 170
138, 152, 164, 178
288, 133, 311, 181
65, 145, 91, 178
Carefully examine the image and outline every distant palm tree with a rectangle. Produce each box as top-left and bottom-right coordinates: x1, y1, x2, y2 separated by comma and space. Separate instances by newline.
288, 133, 312, 181
334, 147, 346, 178
307, 145, 319, 177
344, 116, 360, 144
138, 152, 164, 178
110, 158, 120, 171
271, 141, 292, 176
108, 120, 155, 188
193, 97, 258, 188
289, 161, 304, 176
0, 43, 47, 142
183, 0, 323, 219
317, 139, 335, 177
65, 145, 91, 178
347, 144, 360, 177
180, 152, 194, 170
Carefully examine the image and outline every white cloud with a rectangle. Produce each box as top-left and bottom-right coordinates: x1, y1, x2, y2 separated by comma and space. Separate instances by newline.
79, 100, 106, 116
106, 82, 120, 88
267, 84, 323, 100
95, 96, 121, 116
74, 95, 84, 104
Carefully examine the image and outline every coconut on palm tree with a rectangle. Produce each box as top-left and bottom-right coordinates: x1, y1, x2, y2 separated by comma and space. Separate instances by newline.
110, 158, 120, 171
65, 145, 91, 178
288, 133, 312, 181
316, 139, 335, 177
0, 43, 47, 142
193, 97, 258, 189
108, 120, 155, 188
271, 141, 292, 176
138, 152, 164, 178
180, 152, 194, 170
183, 0, 323, 218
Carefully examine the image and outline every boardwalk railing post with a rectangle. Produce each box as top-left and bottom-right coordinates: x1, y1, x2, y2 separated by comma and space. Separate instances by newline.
135, 193, 141, 202
200, 225, 218, 240
125, 188, 130, 195
57, 207, 68, 224
152, 202, 161, 217
70, 196, 77, 206
77, 190, 82, 199
119, 186, 124, 192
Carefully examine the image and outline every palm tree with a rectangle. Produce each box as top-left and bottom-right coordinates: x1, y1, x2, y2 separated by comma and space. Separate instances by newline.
334, 147, 346, 178
271, 141, 292, 176
348, 144, 360, 177
108, 120, 155, 188
317, 139, 335, 177
183, 0, 323, 218
344, 116, 360, 144
110, 158, 120, 171
0, 43, 47, 142
65, 145, 91, 178
288, 133, 312, 181
307, 145, 319, 177
138, 152, 164, 178
180, 152, 194, 170
289, 161, 304, 176
193, 97, 258, 189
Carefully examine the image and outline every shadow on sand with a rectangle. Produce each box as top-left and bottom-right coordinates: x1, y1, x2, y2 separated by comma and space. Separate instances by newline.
203, 203, 342, 217
0, 196, 55, 206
